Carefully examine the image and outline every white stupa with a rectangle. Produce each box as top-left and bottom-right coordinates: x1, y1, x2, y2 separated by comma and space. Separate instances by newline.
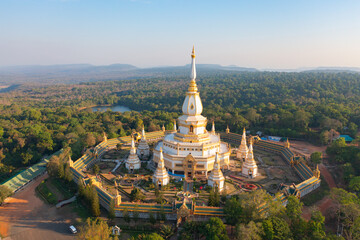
137, 126, 150, 160
207, 152, 225, 192
152, 147, 170, 186
152, 47, 231, 179
241, 139, 258, 178
236, 128, 248, 161
125, 137, 141, 171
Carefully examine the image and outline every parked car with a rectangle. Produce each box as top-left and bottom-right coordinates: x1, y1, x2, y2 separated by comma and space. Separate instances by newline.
69, 225, 77, 234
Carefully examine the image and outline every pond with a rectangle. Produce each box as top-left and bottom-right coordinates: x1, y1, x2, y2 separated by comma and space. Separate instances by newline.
91, 105, 132, 113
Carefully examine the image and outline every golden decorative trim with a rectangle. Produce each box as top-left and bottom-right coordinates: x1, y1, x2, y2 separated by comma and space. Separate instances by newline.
185, 92, 200, 96
187, 79, 198, 92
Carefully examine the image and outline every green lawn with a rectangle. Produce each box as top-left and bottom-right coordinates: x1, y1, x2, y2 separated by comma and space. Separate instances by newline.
36, 180, 57, 205
70, 199, 92, 219
49, 178, 76, 199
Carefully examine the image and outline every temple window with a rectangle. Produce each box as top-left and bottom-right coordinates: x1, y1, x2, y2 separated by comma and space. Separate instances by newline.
190, 125, 194, 133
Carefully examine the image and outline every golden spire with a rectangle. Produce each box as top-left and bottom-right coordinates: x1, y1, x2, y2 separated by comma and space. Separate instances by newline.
285, 138, 290, 148
190, 46, 197, 81
226, 125, 230, 134
103, 132, 107, 142
314, 164, 321, 179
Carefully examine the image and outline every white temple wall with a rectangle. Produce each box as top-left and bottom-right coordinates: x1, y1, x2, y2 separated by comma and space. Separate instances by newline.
178, 126, 206, 135
161, 144, 221, 157
179, 126, 189, 135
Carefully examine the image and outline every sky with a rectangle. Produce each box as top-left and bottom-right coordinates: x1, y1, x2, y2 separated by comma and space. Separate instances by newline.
1, 0, 360, 69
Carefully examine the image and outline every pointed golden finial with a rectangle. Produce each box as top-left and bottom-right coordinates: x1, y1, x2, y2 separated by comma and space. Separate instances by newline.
285, 138, 290, 148
226, 125, 230, 134
314, 164, 321, 178
191, 45, 195, 58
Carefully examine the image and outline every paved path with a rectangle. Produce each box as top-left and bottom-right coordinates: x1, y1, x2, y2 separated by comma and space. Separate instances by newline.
256, 156, 273, 179
56, 196, 76, 209
0, 173, 76, 240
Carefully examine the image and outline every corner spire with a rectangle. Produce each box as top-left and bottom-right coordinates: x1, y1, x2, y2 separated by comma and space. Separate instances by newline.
214, 152, 220, 169
174, 120, 177, 132
159, 147, 164, 166
142, 126, 146, 140
130, 136, 136, 154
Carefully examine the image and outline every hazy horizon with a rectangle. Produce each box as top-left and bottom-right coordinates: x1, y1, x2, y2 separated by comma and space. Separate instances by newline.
1, 0, 360, 69
1, 63, 360, 72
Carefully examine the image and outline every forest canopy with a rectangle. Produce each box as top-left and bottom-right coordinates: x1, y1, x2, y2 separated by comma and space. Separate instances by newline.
1, 71, 360, 181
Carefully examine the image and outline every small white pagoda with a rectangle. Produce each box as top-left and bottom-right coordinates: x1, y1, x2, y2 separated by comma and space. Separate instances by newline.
241, 139, 258, 178
207, 152, 225, 192
153, 147, 170, 186
236, 128, 249, 161
125, 137, 141, 171
137, 127, 150, 160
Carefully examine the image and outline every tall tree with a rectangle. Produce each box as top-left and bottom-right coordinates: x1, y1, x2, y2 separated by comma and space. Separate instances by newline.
108, 199, 116, 220
236, 221, 263, 240
77, 218, 117, 240
204, 217, 229, 240
84, 132, 96, 148
0, 185, 12, 204
91, 186, 100, 217
224, 196, 243, 226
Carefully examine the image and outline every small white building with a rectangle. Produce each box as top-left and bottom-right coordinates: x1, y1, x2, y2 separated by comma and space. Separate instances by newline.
153, 147, 170, 186
236, 128, 249, 161
137, 127, 150, 160
125, 137, 141, 172
207, 152, 225, 192
241, 139, 258, 178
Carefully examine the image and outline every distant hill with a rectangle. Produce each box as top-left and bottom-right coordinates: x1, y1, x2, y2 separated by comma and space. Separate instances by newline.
262, 67, 360, 73
1, 63, 359, 85
301, 67, 360, 73
0, 63, 257, 85
193, 64, 258, 72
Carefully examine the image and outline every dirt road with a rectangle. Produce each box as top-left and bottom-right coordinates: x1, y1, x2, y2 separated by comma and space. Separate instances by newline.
0, 174, 76, 240
302, 163, 337, 220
